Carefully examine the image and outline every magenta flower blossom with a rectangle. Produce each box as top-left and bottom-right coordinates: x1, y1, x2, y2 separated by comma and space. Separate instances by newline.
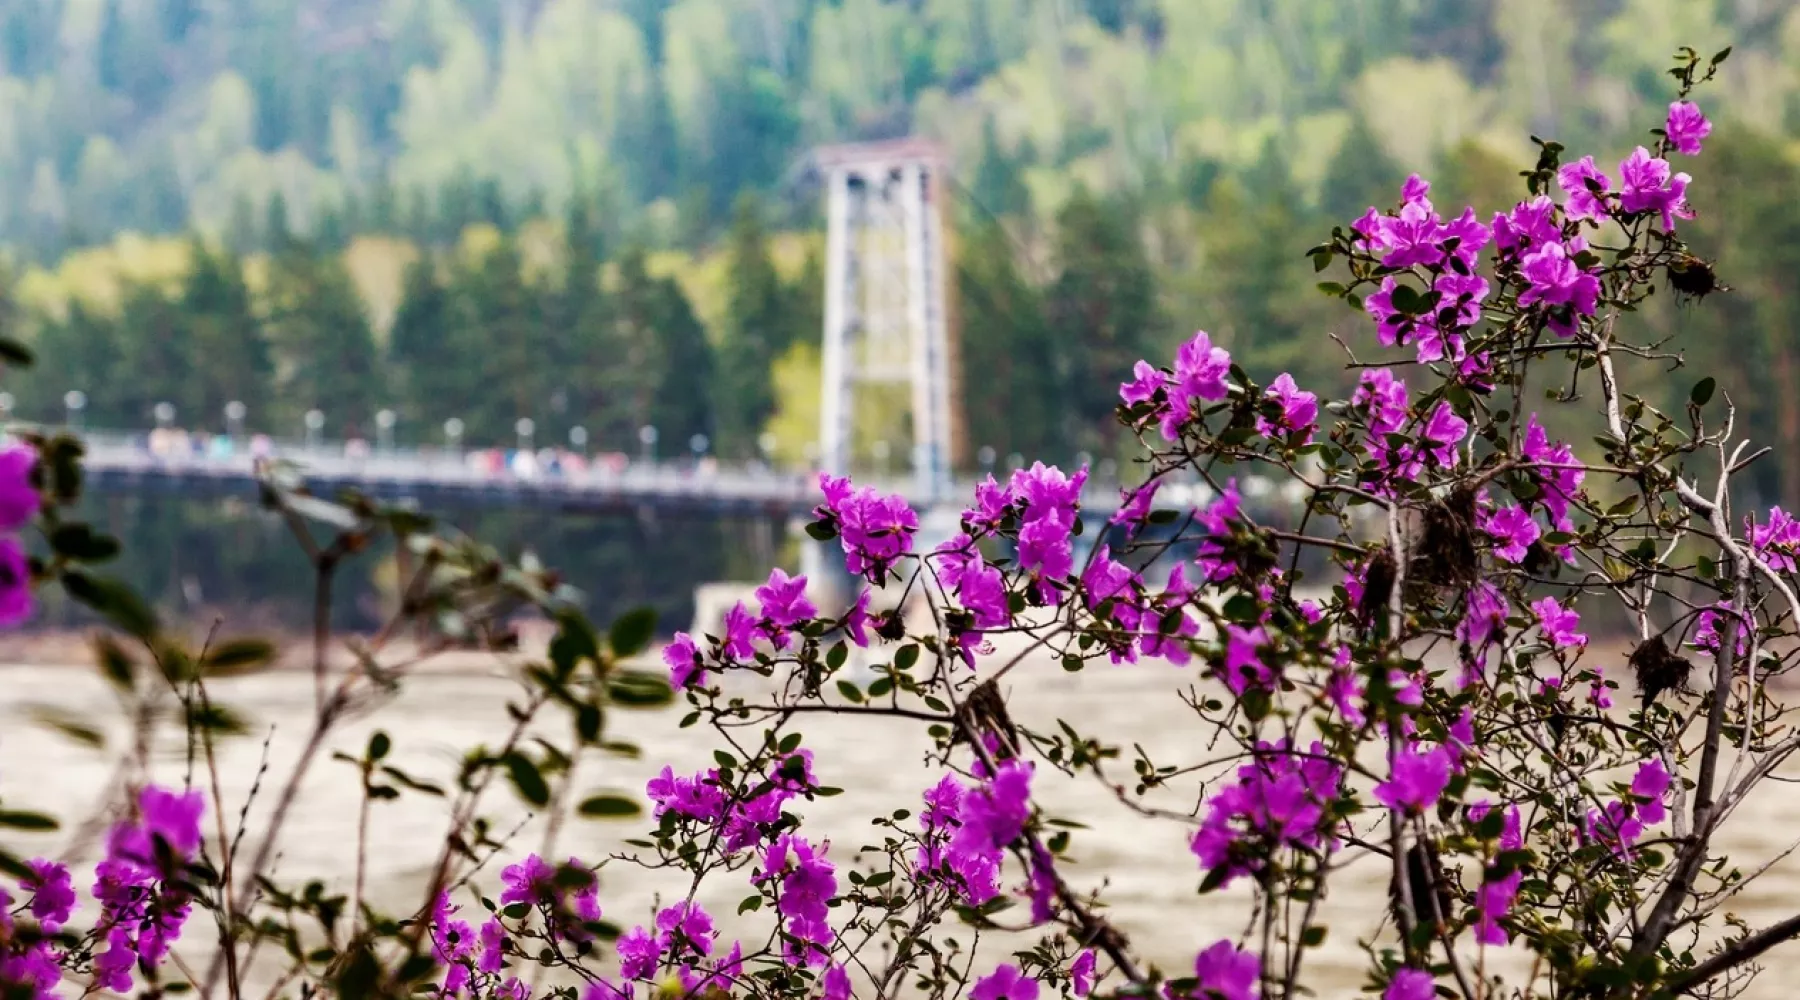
1258, 373, 1318, 442
0, 447, 39, 531
1518, 240, 1600, 337
1665, 100, 1711, 156
1632, 758, 1673, 826
1365, 278, 1416, 351
1433, 271, 1490, 332
759, 835, 837, 966
1493, 196, 1560, 254
479, 917, 507, 973
1070, 951, 1097, 997
1109, 479, 1161, 532
22, 860, 75, 931
1422, 402, 1468, 468
1138, 564, 1200, 665
655, 901, 716, 957
1193, 482, 1243, 583
1162, 330, 1233, 438
972, 964, 1040, 1000
1191, 940, 1259, 1000
1469, 802, 1524, 944
1557, 155, 1613, 222
1374, 744, 1454, 815
1017, 512, 1075, 599
823, 965, 852, 1000
1692, 600, 1751, 657
1532, 596, 1587, 649
1522, 415, 1584, 531
664, 633, 702, 689
1191, 741, 1342, 888
1327, 647, 1368, 727
754, 567, 816, 649
1218, 625, 1274, 695
842, 588, 871, 647
616, 925, 664, 979
584, 981, 635, 1000
1584, 760, 1673, 859
1618, 146, 1694, 231
1355, 368, 1410, 437
1481, 504, 1540, 563
1119, 359, 1165, 408
1386, 968, 1436, 1000
722, 601, 756, 661
817, 475, 919, 581
964, 474, 1017, 531
1750, 506, 1800, 572
943, 761, 1033, 905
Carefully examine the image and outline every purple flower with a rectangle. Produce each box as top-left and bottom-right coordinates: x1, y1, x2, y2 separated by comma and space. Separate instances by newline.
1522, 415, 1584, 531
823, 965, 853, 1000
479, 917, 507, 973
1469, 802, 1524, 944
1422, 402, 1468, 468
1493, 196, 1560, 254
1217, 625, 1273, 695
1190, 741, 1341, 888
958, 562, 1012, 631
1010, 462, 1088, 526
1193, 482, 1243, 583
1327, 647, 1367, 727
22, 860, 75, 930
1070, 951, 1097, 997
1355, 369, 1410, 437
1692, 600, 1750, 657
1017, 513, 1075, 598
1191, 940, 1259, 1000
1119, 360, 1165, 407
1557, 156, 1613, 222
1618, 146, 1693, 231
1480, 504, 1540, 564
722, 602, 756, 661
1532, 596, 1587, 649
1631, 757, 1673, 826
755, 568, 816, 649
1385, 968, 1436, 1000
664, 633, 702, 689
1665, 100, 1711, 156
1374, 744, 1453, 816
584, 981, 635, 1000
616, 925, 665, 979
1257, 373, 1318, 442
1162, 331, 1233, 438
655, 901, 715, 957
1432, 271, 1490, 332
1518, 240, 1600, 337
971, 964, 1039, 1000
843, 589, 871, 647
1750, 506, 1800, 572
759, 835, 837, 966
0, 447, 39, 531
1109, 479, 1160, 532
964, 475, 1017, 531
818, 477, 919, 581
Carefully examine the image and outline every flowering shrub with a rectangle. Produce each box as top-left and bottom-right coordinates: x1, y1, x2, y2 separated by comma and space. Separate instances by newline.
2, 45, 1795, 1000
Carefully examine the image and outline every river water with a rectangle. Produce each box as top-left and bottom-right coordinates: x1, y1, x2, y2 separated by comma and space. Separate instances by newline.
3, 655, 1799, 998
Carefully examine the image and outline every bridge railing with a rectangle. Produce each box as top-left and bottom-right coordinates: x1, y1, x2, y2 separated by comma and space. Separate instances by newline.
55, 426, 1296, 514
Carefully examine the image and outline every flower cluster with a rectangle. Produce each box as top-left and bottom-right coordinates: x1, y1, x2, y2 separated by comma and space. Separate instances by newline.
0, 446, 39, 625
815, 474, 920, 583
916, 760, 1034, 905
1582, 759, 1674, 858
645, 750, 817, 854
1190, 741, 1342, 888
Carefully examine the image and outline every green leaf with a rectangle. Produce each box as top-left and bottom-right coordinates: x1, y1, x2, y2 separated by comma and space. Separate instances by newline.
578, 793, 643, 819
93, 634, 134, 691
0, 337, 34, 366
894, 644, 920, 672
804, 520, 837, 541
1690, 377, 1716, 406
28, 705, 105, 749
608, 607, 657, 659
49, 523, 119, 563
0, 810, 59, 831
576, 703, 603, 744
63, 570, 158, 639
368, 731, 392, 762
204, 638, 277, 674
606, 669, 674, 709
186, 702, 251, 736
826, 643, 848, 670
548, 611, 600, 676
1301, 926, 1327, 947
836, 679, 864, 703
503, 752, 551, 807
738, 895, 763, 914
1607, 495, 1641, 517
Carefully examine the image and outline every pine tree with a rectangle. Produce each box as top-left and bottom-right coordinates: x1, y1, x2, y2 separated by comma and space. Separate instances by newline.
181, 236, 272, 430
1045, 188, 1162, 457
956, 219, 1059, 465
265, 241, 381, 437
388, 253, 467, 439
1319, 114, 1403, 222
713, 195, 800, 457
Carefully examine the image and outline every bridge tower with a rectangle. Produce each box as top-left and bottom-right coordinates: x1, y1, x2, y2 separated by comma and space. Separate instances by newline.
813, 139, 962, 502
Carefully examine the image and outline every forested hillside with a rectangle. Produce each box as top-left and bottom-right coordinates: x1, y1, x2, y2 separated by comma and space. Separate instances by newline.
3, 0, 1800, 500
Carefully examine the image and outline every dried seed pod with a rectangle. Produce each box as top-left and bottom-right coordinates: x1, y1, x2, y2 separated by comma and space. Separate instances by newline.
1630, 634, 1694, 712
1411, 486, 1479, 588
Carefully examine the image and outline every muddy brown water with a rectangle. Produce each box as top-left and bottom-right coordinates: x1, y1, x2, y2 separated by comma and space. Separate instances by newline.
3, 653, 1799, 998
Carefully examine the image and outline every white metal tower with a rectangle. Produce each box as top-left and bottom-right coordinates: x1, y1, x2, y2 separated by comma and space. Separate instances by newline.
814, 139, 959, 503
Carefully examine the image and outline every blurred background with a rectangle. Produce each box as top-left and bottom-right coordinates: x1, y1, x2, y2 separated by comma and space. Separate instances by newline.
0, 0, 1794, 633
